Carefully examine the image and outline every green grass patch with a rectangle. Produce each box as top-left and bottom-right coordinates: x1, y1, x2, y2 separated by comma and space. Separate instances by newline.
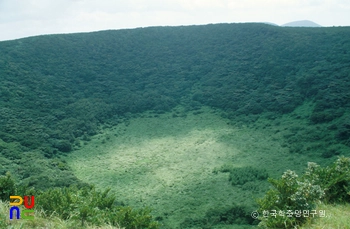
0, 200, 120, 229
301, 203, 350, 228
64, 105, 342, 228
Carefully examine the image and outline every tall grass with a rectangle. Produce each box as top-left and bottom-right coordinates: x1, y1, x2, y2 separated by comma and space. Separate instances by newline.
0, 200, 121, 229
301, 203, 350, 229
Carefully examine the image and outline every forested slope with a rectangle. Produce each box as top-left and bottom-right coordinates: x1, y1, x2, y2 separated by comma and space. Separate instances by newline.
0, 23, 350, 189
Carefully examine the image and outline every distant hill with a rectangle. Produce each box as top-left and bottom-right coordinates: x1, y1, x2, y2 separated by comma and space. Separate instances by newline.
282, 20, 322, 27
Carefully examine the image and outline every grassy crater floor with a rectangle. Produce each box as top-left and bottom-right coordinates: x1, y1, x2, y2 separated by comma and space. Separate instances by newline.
66, 106, 329, 228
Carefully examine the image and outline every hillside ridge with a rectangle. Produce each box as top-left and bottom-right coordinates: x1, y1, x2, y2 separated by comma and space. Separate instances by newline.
0, 23, 350, 228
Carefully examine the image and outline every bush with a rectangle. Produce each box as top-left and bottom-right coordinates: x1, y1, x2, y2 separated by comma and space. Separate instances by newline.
180, 204, 258, 228
336, 123, 350, 145
106, 206, 160, 229
0, 175, 159, 228
36, 185, 159, 228
257, 170, 324, 228
310, 112, 334, 123
204, 205, 258, 226
228, 166, 268, 185
304, 157, 350, 203
214, 165, 268, 185
309, 108, 343, 124
53, 140, 72, 152
0, 172, 16, 201
257, 156, 350, 228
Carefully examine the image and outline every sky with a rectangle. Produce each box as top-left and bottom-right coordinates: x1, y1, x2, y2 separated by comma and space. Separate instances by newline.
0, 0, 349, 41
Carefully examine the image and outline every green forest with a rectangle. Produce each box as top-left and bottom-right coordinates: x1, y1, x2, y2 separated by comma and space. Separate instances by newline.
0, 23, 350, 228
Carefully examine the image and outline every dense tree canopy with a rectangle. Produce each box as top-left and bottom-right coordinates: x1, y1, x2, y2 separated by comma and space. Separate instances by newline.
0, 23, 350, 189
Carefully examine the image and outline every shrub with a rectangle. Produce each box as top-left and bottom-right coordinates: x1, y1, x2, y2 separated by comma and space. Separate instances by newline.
336, 123, 350, 146
304, 157, 350, 203
204, 205, 258, 226
228, 167, 268, 185
180, 204, 258, 228
257, 156, 350, 228
106, 206, 160, 229
54, 140, 72, 152
309, 109, 342, 124
36, 185, 159, 228
321, 148, 340, 158
0, 172, 16, 201
214, 165, 268, 185
257, 170, 324, 228
36, 186, 116, 220
0, 173, 159, 228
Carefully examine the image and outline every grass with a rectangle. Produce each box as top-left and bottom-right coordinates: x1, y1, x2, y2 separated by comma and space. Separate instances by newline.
2, 201, 349, 229
64, 104, 345, 228
301, 202, 350, 229
0, 200, 121, 229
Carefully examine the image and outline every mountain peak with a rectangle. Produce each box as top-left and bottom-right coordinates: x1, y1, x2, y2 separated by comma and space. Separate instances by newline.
282, 20, 322, 27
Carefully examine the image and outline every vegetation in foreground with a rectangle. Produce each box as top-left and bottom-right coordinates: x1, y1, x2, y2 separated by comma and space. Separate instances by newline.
257, 156, 350, 228
301, 202, 350, 229
1, 157, 349, 228
0, 172, 159, 229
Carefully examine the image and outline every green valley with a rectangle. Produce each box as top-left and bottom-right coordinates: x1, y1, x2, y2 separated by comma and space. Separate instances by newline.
0, 23, 350, 228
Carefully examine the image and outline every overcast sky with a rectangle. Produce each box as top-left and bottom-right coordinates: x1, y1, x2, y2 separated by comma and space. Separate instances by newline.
0, 0, 349, 41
